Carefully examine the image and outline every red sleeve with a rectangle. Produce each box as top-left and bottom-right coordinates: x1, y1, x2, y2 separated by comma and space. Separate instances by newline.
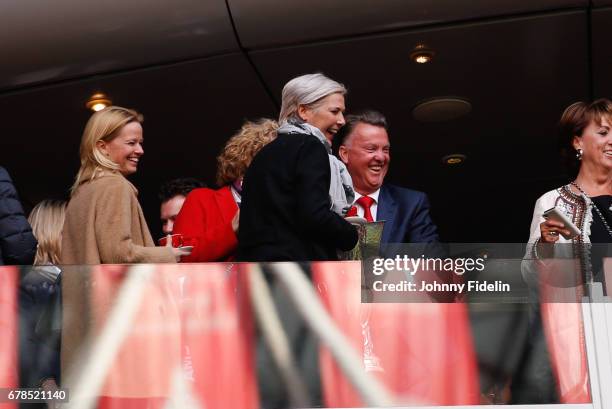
173, 189, 238, 262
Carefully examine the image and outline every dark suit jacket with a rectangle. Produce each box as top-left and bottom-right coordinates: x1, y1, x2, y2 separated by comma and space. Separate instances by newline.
237, 131, 358, 262
377, 183, 439, 244
173, 185, 238, 262
0, 167, 37, 265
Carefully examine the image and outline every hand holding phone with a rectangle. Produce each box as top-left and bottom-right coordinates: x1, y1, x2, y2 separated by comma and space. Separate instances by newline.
542, 207, 581, 240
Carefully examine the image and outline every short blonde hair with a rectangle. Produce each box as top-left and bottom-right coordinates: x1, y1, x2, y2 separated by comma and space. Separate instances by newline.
216, 119, 278, 186
279, 73, 347, 125
71, 106, 143, 195
28, 200, 67, 265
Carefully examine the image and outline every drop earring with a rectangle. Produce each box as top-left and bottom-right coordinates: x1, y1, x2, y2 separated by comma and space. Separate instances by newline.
576, 148, 583, 161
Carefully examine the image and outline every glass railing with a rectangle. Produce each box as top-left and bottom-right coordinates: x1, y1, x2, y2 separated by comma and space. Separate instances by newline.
2, 244, 611, 408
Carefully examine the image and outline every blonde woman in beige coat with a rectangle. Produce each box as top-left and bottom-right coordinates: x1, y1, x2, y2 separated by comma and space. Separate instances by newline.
60, 107, 189, 394
62, 106, 188, 264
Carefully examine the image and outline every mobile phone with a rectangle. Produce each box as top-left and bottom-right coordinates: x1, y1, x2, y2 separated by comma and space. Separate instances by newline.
543, 207, 581, 239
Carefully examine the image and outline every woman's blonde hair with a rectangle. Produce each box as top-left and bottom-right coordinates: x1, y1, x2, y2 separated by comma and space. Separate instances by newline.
216, 119, 278, 186
28, 200, 67, 265
70, 106, 143, 195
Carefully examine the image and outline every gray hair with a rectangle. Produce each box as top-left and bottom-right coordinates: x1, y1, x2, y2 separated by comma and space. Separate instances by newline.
278, 73, 347, 124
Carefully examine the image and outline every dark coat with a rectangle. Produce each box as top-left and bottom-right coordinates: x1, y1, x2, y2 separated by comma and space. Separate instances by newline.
237, 131, 358, 261
0, 167, 37, 265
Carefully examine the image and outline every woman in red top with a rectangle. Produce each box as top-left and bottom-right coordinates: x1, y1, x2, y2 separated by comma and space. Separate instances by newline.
174, 119, 277, 261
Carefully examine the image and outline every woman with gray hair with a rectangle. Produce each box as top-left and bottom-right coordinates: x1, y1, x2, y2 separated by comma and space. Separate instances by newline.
279, 73, 355, 214
238, 73, 358, 261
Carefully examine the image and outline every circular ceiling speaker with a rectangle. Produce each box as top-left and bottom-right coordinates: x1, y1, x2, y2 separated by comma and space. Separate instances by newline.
412, 97, 472, 122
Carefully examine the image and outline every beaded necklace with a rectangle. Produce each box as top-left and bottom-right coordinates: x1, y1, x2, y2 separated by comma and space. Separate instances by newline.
570, 181, 612, 240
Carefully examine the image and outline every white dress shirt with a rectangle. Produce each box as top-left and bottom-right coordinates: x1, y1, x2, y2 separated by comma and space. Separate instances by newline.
230, 184, 241, 207
353, 189, 380, 221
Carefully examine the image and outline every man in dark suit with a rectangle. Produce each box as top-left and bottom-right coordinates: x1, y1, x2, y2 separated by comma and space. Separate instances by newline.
336, 110, 439, 244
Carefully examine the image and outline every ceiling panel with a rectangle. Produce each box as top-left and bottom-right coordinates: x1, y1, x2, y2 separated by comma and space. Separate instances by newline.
592, 8, 612, 97
0, 54, 276, 239
250, 11, 589, 241
230, 0, 587, 49
0, 0, 237, 92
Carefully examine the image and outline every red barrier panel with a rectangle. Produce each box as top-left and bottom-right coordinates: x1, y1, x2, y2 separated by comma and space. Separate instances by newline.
313, 261, 480, 406
0, 266, 18, 409
182, 263, 258, 409
538, 259, 591, 403
92, 265, 182, 408
59, 261, 593, 407
89, 264, 257, 409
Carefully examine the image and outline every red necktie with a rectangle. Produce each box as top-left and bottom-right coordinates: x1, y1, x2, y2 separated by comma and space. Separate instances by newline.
356, 196, 375, 222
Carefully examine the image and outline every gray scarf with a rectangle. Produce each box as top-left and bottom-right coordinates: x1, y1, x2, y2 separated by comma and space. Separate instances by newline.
278, 120, 355, 215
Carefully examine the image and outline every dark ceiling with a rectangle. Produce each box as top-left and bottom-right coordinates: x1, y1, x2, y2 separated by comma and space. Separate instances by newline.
0, 0, 610, 242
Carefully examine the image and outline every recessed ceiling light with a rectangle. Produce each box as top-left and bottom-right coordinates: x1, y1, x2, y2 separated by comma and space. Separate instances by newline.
410, 44, 435, 64
86, 92, 112, 112
412, 97, 472, 122
442, 153, 467, 166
